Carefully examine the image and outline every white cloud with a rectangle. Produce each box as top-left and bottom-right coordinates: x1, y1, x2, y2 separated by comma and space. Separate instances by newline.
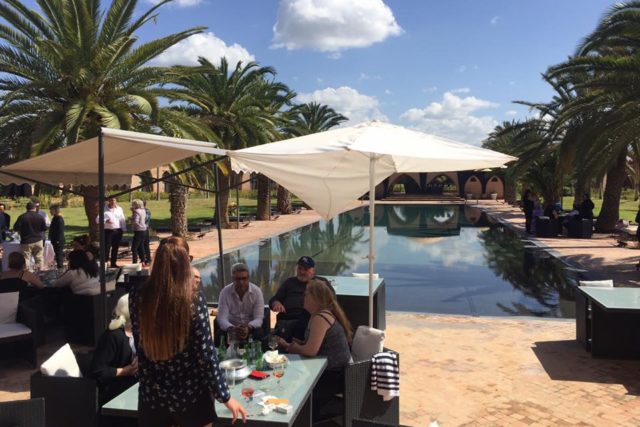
451, 87, 471, 94
152, 32, 255, 67
384, 89, 393, 95
147, 0, 202, 7
358, 73, 382, 81
400, 91, 499, 145
490, 16, 500, 26
505, 110, 518, 116
297, 86, 387, 124
457, 65, 467, 73
422, 86, 438, 93
272, 0, 403, 52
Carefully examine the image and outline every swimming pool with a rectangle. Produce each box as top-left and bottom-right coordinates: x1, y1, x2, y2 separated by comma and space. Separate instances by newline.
194, 204, 580, 318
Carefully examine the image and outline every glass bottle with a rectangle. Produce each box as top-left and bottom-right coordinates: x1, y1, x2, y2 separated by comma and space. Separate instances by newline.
218, 335, 227, 360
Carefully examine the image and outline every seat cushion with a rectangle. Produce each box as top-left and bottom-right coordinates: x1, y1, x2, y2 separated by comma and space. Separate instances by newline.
351, 325, 385, 362
0, 291, 19, 324
0, 322, 32, 339
40, 343, 82, 377
579, 280, 613, 288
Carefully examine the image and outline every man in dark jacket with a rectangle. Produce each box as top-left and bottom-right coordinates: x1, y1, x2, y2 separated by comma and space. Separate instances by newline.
48, 204, 65, 269
0, 203, 9, 241
269, 256, 334, 340
13, 202, 47, 270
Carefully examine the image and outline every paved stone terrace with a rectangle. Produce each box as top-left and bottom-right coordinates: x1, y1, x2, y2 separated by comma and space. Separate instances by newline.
4, 200, 640, 426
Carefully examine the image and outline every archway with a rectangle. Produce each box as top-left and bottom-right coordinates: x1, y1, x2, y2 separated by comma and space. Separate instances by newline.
427, 174, 458, 195
387, 173, 421, 195
463, 176, 482, 199
486, 176, 504, 198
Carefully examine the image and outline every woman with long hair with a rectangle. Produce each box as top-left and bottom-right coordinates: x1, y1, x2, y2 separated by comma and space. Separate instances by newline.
130, 240, 246, 427
54, 249, 99, 295
277, 279, 353, 415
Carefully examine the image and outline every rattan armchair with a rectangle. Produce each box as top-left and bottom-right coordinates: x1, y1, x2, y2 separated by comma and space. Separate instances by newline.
0, 398, 45, 427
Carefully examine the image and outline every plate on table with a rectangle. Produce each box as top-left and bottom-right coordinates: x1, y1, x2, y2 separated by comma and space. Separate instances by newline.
263, 351, 288, 368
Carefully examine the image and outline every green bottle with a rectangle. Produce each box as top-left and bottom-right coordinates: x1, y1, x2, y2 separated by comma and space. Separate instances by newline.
218, 335, 226, 360
254, 343, 264, 370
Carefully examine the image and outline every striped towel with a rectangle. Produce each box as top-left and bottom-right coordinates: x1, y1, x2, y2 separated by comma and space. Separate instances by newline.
370, 351, 399, 401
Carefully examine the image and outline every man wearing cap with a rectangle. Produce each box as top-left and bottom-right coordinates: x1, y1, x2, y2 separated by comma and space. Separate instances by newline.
269, 256, 333, 341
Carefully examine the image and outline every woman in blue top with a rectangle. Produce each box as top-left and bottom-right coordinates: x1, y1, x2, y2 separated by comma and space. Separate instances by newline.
130, 239, 246, 427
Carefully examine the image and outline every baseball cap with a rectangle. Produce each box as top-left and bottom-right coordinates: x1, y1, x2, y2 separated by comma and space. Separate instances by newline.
297, 256, 315, 268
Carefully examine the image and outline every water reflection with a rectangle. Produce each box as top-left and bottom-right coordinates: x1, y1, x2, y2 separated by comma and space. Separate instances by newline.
194, 204, 578, 318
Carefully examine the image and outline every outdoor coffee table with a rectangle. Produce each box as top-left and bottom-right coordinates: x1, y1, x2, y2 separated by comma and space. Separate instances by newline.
576, 286, 640, 359
102, 354, 327, 426
325, 275, 386, 331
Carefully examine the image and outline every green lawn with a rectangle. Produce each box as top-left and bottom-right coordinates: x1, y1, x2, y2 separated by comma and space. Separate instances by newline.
562, 196, 639, 222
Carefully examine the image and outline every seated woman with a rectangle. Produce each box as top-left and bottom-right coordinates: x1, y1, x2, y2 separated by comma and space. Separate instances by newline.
0, 252, 44, 301
71, 234, 99, 261
90, 294, 138, 404
277, 280, 353, 417
0, 252, 44, 288
54, 250, 100, 295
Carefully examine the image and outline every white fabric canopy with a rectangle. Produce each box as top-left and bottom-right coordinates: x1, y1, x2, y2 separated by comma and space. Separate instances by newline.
229, 121, 517, 220
0, 128, 226, 186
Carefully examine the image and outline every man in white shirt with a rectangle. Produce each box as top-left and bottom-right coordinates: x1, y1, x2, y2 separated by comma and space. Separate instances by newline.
99, 197, 126, 268
215, 263, 265, 346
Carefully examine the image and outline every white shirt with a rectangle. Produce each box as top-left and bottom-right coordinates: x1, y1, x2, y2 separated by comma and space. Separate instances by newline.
54, 269, 100, 295
217, 282, 264, 331
37, 210, 50, 227
100, 205, 126, 231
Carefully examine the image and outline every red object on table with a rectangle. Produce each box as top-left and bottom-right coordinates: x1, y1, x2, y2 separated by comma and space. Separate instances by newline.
249, 370, 270, 379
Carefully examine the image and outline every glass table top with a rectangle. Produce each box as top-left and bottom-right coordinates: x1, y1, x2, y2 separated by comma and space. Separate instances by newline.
578, 287, 640, 310
324, 275, 384, 297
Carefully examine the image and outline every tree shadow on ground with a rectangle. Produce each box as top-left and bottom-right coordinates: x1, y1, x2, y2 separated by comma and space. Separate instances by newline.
532, 339, 640, 396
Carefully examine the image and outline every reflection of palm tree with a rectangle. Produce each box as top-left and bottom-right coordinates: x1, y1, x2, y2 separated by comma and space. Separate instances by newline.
477, 227, 577, 315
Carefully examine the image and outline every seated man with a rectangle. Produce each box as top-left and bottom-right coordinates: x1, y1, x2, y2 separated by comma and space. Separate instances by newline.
216, 262, 265, 346
269, 256, 333, 341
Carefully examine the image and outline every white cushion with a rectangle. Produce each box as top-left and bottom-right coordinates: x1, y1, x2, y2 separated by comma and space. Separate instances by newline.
351, 325, 385, 362
0, 291, 19, 324
0, 322, 31, 339
40, 343, 82, 378
351, 272, 379, 279
579, 280, 613, 288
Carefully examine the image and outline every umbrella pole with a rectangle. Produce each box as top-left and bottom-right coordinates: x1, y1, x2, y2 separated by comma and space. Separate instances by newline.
98, 130, 107, 330
368, 156, 375, 328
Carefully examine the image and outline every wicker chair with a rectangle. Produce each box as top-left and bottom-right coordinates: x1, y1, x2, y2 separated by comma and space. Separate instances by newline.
352, 418, 410, 427
343, 349, 400, 427
0, 287, 42, 367
0, 398, 45, 427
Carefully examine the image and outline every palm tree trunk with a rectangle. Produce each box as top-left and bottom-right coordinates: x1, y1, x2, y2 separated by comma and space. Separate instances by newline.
277, 185, 292, 214
169, 184, 188, 237
256, 174, 270, 220
213, 160, 231, 229
83, 185, 100, 241
595, 150, 627, 233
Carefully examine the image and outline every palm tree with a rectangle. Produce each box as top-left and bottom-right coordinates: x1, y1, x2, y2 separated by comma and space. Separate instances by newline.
546, 1, 640, 231
0, 0, 205, 238
276, 103, 348, 213
163, 58, 294, 228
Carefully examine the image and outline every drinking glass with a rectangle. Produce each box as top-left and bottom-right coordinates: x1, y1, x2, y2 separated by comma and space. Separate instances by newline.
225, 367, 237, 388
241, 384, 255, 407
272, 361, 286, 389
268, 334, 278, 352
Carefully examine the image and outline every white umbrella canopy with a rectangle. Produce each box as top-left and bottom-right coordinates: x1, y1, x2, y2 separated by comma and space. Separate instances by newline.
228, 120, 517, 326
229, 121, 516, 219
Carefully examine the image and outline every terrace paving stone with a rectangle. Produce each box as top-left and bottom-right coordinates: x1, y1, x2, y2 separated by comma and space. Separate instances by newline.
3, 200, 640, 426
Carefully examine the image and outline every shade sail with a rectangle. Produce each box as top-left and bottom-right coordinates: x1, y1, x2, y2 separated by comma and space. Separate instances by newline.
229, 121, 517, 220
0, 128, 226, 186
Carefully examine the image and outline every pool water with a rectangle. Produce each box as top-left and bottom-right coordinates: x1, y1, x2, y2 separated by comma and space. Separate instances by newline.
194, 204, 580, 318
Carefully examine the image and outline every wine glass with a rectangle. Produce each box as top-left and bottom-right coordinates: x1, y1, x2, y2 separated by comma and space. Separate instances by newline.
273, 361, 286, 389
241, 384, 255, 407
268, 334, 278, 352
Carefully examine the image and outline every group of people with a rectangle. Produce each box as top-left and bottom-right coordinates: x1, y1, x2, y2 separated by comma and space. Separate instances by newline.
522, 189, 595, 235
92, 237, 352, 426
101, 197, 151, 268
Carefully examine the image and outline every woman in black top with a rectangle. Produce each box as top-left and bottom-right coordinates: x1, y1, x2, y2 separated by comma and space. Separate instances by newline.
130, 238, 246, 427
91, 293, 138, 404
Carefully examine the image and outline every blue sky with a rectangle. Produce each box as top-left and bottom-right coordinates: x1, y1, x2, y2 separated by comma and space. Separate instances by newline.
22, 0, 619, 145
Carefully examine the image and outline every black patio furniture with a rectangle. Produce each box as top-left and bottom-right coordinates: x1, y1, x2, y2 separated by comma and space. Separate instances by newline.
343, 348, 400, 427
0, 287, 41, 367
535, 216, 558, 238
352, 419, 410, 427
0, 397, 45, 427
567, 218, 593, 238
62, 288, 127, 346
30, 351, 99, 427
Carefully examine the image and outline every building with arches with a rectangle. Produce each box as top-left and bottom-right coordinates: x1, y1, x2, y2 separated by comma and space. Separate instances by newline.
377, 171, 505, 199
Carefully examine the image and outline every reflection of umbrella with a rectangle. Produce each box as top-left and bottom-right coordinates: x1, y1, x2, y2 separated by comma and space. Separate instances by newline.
228, 120, 516, 326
